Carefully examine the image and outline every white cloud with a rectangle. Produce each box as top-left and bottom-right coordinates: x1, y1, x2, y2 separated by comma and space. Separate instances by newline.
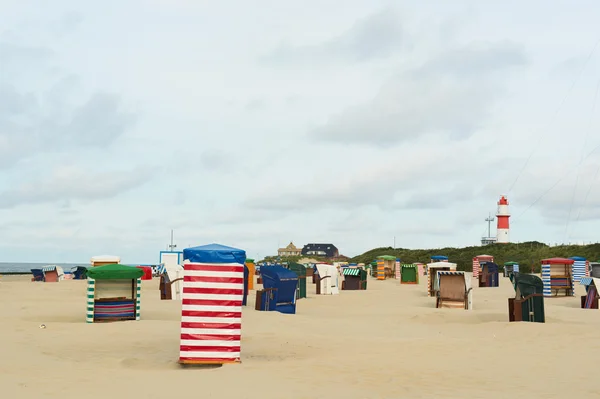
261, 7, 405, 65
310, 41, 527, 146
1, 2, 600, 263
0, 164, 156, 209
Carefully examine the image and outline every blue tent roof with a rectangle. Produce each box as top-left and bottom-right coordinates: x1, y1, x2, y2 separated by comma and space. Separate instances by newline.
183, 243, 246, 264
431, 255, 448, 260
570, 256, 587, 261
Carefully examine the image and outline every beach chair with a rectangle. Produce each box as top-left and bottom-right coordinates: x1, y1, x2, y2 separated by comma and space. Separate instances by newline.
508, 273, 545, 322
72, 266, 87, 280
31, 269, 45, 282
436, 272, 472, 310
580, 277, 600, 309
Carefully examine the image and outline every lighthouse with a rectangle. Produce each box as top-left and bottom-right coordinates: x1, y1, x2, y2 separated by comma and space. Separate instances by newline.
496, 195, 510, 243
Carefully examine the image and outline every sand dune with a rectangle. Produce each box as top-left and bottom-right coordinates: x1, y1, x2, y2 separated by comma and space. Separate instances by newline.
1, 273, 599, 399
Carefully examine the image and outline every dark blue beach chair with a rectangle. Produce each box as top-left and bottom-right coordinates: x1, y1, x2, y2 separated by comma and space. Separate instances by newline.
31, 269, 45, 282
72, 266, 87, 280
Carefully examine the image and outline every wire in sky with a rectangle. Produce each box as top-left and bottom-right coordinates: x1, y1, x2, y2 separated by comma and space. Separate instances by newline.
575, 163, 600, 222
514, 142, 600, 223
564, 73, 600, 240
508, 37, 600, 194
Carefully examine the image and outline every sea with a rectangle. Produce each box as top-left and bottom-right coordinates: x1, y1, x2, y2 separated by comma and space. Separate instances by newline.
0, 262, 85, 274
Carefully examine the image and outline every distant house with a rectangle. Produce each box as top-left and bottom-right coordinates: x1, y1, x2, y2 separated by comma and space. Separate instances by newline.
278, 242, 302, 257
301, 243, 339, 258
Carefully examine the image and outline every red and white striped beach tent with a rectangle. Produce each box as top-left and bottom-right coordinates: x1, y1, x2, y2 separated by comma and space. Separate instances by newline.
179, 243, 246, 365
472, 255, 494, 279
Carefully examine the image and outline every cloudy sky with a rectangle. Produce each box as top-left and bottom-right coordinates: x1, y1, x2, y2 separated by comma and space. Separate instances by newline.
2, 0, 600, 263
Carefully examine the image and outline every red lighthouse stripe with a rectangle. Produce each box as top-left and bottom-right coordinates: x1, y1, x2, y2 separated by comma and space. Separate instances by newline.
180, 262, 243, 365
497, 216, 509, 229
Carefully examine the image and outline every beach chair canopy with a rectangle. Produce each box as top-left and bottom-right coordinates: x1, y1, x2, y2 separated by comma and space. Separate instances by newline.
435, 271, 472, 309
376, 255, 396, 261
183, 243, 246, 264
165, 264, 184, 282
401, 264, 418, 282
31, 269, 45, 281
511, 273, 543, 298
541, 257, 575, 265
438, 273, 466, 300
91, 255, 121, 263
580, 277, 600, 292
428, 261, 457, 269
434, 270, 469, 292
288, 263, 307, 276
72, 266, 88, 279
86, 264, 144, 280
481, 262, 499, 273
261, 265, 298, 304
342, 268, 361, 276
505, 261, 519, 266
431, 255, 448, 261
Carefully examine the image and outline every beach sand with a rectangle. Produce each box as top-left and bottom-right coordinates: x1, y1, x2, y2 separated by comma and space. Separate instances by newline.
1, 273, 599, 399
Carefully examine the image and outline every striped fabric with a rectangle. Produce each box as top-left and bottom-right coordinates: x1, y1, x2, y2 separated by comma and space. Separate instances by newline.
472, 259, 480, 279
542, 264, 574, 297
573, 260, 587, 284
585, 285, 597, 308
417, 263, 424, 276
86, 278, 95, 323
541, 264, 551, 297
513, 264, 520, 273
179, 262, 244, 365
343, 268, 360, 276
586, 261, 590, 277
377, 260, 385, 280
94, 301, 136, 319
85, 277, 141, 323
136, 277, 141, 321
43, 265, 58, 272
472, 256, 493, 279
580, 277, 593, 286
427, 272, 432, 297
395, 259, 400, 279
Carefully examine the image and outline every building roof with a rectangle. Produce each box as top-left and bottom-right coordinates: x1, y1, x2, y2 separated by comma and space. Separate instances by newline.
278, 241, 301, 251
303, 243, 337, 249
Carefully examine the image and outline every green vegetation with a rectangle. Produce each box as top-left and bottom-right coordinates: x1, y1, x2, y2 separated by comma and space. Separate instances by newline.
349, 241, 600, 273
258, 255, 329, 264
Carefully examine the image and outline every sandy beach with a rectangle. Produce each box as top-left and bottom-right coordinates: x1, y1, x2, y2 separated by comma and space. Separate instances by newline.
1, 273, 600, 399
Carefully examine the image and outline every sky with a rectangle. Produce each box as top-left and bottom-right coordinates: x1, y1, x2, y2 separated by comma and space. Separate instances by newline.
1, 0, 600, 263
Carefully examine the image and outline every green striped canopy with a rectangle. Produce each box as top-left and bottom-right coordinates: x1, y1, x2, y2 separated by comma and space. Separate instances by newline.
376, 255, 396, 261
86, 264, 144, 280
401, 264, 417, 268
343, 268, 361, 276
